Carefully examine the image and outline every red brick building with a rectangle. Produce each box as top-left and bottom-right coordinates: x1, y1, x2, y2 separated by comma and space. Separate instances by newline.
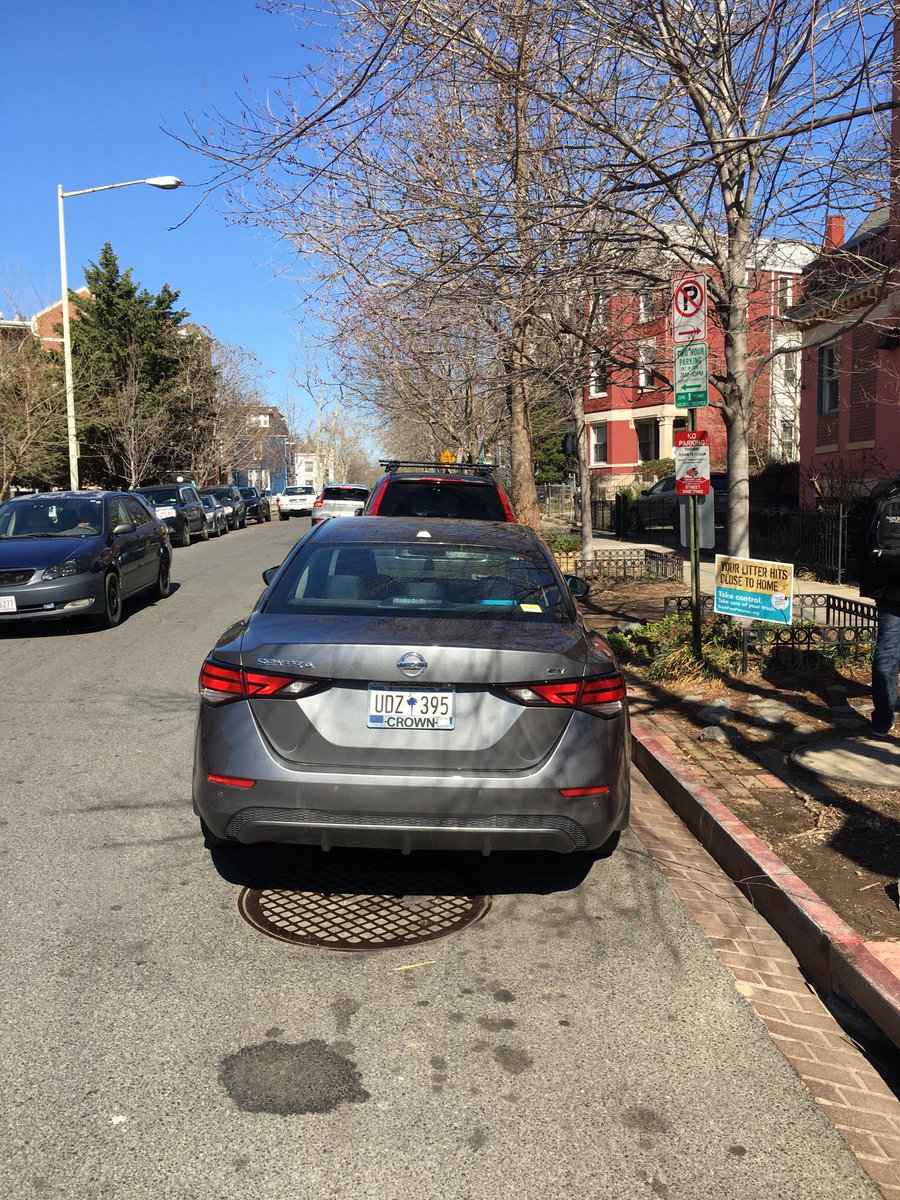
584, 242, 814, 495
794, 19, 900, 502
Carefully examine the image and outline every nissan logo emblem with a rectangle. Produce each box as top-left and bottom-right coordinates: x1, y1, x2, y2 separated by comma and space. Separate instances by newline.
397, 652, 427, 678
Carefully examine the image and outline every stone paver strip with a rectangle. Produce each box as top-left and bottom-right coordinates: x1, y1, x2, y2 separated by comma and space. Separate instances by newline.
630, 773, 900, 1200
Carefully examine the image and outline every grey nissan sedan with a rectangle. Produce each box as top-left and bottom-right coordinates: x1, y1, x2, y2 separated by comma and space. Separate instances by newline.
193, 518, 629, 855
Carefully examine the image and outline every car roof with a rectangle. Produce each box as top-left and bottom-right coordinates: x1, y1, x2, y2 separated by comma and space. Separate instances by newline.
6, 490, 119, 502
309, 515, 539, 550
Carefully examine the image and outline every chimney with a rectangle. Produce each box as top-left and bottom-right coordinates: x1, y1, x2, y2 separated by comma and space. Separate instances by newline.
823, 215, 845, 252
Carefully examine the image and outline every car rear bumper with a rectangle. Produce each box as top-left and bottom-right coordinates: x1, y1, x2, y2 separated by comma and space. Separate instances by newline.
192, 711, 630, 853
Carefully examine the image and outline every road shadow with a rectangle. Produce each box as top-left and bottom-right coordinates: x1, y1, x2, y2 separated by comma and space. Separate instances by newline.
206, 839, 606, 898
0, 580, 182, 639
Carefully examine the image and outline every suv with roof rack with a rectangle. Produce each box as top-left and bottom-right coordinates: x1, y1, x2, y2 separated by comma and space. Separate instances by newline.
364, 461, 515, 521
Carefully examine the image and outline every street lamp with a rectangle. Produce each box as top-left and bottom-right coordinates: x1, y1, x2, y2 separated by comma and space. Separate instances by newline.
57, 175, 184, 490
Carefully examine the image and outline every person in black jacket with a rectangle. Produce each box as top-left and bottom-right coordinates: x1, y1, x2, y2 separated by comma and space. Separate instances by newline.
855, 478, 900, 737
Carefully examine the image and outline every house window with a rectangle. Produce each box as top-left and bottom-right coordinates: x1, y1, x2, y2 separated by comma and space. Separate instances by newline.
635, 419, 659, 462
637, 344, 656, 389
777, 276, 793, 315
249, 412, 270, 428
594, 290, 609, 321
779, 418, 796, 461
589, 351, 609, 397
591, 423, 608, 464
782, 350, 799, 386
817, 343, 841, 414
638, 292, 655, 323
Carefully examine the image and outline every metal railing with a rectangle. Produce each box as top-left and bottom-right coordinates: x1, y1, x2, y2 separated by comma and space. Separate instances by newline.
554, 549, 684, 582
748, 505, 853, 584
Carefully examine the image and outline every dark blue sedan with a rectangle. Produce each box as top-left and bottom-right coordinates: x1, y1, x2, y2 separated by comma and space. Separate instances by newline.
0, 491, 172, 628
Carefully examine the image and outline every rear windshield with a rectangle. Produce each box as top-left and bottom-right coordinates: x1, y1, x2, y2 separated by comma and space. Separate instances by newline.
264, 541, 569, 622
375, 479, 506, 520
322, 486, 369, 502
139, 487, 181, 505
284, 486, 315, 496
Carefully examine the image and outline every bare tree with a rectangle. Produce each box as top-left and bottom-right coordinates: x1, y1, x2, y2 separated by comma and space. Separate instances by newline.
0, 333, 66, 500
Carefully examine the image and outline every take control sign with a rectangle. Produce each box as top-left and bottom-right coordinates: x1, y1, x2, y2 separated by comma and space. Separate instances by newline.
674, 430, 710, 495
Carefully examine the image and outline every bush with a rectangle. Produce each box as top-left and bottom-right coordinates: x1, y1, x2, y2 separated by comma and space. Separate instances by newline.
608, 613, 744, 682
543, 529, 582, 553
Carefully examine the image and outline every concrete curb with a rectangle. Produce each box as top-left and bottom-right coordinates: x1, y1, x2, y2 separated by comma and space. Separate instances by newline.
631, 719, 900, 1049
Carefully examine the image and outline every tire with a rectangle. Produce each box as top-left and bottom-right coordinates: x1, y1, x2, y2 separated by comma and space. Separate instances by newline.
625, 508, 642, 536
239, 516, 247, 529
264, 510, 272, 522
279, 513, 289, 521
150, 555, 171, 601
199, 520, 210, 542
671, 507, 680, 537
98, 572, 123, 629
180, 521, 191, 548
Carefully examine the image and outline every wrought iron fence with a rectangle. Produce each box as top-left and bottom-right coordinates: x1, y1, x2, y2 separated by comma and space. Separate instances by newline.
748, 505, 854, 584
554, 549, 684, 582
662, 594, 876, 673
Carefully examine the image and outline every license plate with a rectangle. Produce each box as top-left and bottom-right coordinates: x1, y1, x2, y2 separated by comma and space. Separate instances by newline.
0, 596, 16, 612
367, 685, 455, 730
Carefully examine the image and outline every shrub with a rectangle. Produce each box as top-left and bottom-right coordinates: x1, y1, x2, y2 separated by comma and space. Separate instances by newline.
543, 529, 582, 553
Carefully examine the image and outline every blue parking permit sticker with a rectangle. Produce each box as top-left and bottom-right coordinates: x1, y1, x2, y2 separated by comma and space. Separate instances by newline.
481, 599, 515, 606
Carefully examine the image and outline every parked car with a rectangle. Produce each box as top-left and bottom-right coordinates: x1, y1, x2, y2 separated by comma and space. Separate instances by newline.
311, 483, 371, 524
365, 461, 515, 520
199, 486, 246, 531
200, 493, 229, 538
625, 472, 729, 535
239, 487, 272, 524
277, 485, 317, 520
193, 517, 629, 854
134, 483, 207, 547
0, 491, 172, 629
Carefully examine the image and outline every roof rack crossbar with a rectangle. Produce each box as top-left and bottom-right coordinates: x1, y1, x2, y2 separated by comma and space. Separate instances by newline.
379, 459, 496, 477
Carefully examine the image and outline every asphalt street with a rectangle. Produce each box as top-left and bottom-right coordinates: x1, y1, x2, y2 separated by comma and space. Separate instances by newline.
0, 517, 878, 1199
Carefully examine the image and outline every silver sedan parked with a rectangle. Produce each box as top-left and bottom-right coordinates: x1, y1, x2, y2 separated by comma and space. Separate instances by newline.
193, 518, 629, 855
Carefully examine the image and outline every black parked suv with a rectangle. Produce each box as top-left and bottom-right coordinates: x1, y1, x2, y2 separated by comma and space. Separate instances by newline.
239, 487, 272, 524
364, 461, 515, 520
134, 483, 207, 547
625, 472, 729, 534
198, 486, 247, 531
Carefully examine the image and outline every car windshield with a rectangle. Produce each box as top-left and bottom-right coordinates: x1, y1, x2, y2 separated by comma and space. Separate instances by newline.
0, 497, 104, 538
139, 488, 180, 505
205, 490, 232, 502
264, 540, 569, 622
240, 489, 255, 498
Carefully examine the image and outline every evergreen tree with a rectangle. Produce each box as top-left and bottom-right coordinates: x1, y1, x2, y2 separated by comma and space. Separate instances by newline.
68, 243, 189, 486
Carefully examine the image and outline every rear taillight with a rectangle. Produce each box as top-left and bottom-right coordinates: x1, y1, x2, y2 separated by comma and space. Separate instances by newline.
496, 484, 516, 521
313, 497, 324, 507
199, 659, 321, 704
501, 673, 625, 717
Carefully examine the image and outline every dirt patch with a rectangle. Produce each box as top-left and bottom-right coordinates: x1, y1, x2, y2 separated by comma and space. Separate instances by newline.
582, 581, 900, 943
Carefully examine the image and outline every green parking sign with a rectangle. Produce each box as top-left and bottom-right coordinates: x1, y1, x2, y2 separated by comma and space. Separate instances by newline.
674, 343, 709, 408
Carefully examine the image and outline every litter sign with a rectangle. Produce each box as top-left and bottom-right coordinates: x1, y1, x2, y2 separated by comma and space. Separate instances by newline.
674, 430, 710, 495
714, 555, 794, 624
672, 275, 707, 344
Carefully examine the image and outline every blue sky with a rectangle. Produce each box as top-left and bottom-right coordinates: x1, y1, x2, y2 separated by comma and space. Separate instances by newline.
3, 1, 332, 422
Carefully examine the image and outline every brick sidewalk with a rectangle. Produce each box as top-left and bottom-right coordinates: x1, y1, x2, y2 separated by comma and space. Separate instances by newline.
630, 774, 900, 1199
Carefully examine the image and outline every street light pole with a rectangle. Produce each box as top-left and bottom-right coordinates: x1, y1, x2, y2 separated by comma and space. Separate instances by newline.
56, 175, 183, 490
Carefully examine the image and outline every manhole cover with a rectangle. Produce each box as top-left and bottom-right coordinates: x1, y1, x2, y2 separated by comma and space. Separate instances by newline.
238, 860, 491, 951
790, 738, 900, 788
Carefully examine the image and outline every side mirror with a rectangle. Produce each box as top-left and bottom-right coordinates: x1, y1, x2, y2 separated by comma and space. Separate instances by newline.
564, 575, 589, 599
112, 521, 136, 536
262, 566, 280, 585
640, 489, 649, 497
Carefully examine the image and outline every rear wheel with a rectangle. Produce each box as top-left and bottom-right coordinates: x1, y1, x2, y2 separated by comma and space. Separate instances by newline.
150, 555, 171, 600
98, 572, 123, 629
